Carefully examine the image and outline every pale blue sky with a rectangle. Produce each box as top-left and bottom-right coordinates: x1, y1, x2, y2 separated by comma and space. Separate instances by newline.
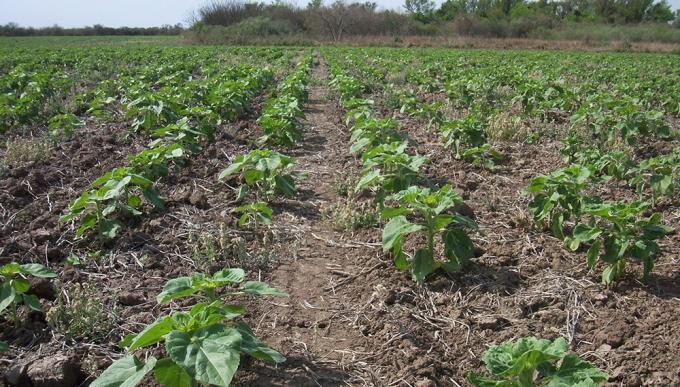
0, 0, 678, 28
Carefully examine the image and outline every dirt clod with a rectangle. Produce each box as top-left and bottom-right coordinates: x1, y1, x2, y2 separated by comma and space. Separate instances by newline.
118, 292, 146, 306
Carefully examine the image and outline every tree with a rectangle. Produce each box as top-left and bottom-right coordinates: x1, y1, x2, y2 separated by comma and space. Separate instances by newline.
437, 0, 470, 20
404, 0, 436, 21
644, 0, 674, 22
309, 0, 352, 41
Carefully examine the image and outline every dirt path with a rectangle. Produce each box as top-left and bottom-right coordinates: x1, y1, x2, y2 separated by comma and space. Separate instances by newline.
237, 53, 385, 386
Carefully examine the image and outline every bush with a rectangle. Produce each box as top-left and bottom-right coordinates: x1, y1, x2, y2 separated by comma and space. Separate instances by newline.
225, 16, 297, 36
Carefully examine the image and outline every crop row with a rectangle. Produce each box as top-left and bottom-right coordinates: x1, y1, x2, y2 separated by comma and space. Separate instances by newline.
3, 48, 313, 386
329, 47, 677, 285
323, 49, 612, 386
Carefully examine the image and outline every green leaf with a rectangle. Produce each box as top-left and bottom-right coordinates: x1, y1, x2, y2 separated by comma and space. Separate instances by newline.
0, 263, 21, 276
235, 322, 286, 363
76, 213, 98, 236
466, 371, 507, 387
22, 294, 42, 312
212, 268, 245, 285
19, 263, 57, 278
235, 185, 248, 202
586, 240, 601, 270
142, 188, 165, 210
602, 259, 626, 285
381, 207, 410, 219
100, 220, 123, 239
442, 228, 475, 271
433, 214, 454, 231
166, 325, 242, 387
650, 174, 671, 195
90, 355, 157, 387
0, 282, 16, 314
153, 358, 194, 387
546, 354, 608, 386
382, 216, 424, 252
217, 164, 243, 180
355, 169, 381, 192
412, 249, 435, 285
66, 254, 82, 266
484, 337, 567, 378
274, 175, 296, 197
0, 341, 8, 352
392, 237, 408, 270
242, 281, 288, 297
573, 224, 602, 243
11, 278, 30, 294
551, 212, 565, 240
124, 316, 174, 350
157, 277, 196, 304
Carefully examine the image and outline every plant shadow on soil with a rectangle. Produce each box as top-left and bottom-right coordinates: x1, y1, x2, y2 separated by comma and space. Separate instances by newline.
289, 134, 328, 156
236, 355, 352, 386
629, 270, 680, 300
427, 261, 523, 296
271, 189, 323, 221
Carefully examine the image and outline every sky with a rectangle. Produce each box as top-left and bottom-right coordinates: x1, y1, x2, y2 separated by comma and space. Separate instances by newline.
1, 0, 678, 28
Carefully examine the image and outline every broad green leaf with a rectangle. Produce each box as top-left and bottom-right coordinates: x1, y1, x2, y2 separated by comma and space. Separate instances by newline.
0, 283, 16, 314
0, 263, 21, 276
551, 212, 564, 240
381, 207, 410, 219
602, 260, 626, 285
650, 174, 671, 195
0, 341, 7, 352
124, 316, 174, 350
382, 216, 424, 252
166, 325, 242, 387
546, 354, 608, 386
412, 249, 435, 285
274, 175, 296, 197
586, 240, 601, 269
19, 263, 57, 278
442, 228, 475, 271
69, 212, 91, 234
212, 268, 245, 284
142, 188, 165, 210
355, 169, 381, 192
90, 355, 157, 387
99, 220, 123, 239
466, 372, 510, 387
11, 278, 30, 294
157, 277, 195, 304
235, 322, 286, 363
392, 237, 408, 270
153, 358, 194, 387
484, 337, 566, 377
433, 214, 454, 231
22, 294, 42, 312
242, 281, 288, 297
573, 224, 602, 243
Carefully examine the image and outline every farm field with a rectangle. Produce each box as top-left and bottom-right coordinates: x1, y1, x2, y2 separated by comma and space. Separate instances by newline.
0, 43, 679, 386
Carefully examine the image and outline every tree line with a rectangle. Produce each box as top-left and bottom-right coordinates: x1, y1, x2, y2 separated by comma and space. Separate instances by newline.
0, 23, 184, 37
187, 0, 679, 41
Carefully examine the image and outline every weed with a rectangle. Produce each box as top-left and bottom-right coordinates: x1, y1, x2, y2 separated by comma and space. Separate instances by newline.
47, 282, 118, 342
326, 199, 378, 231
188, 231, 224, 271
3, 137, 52, 165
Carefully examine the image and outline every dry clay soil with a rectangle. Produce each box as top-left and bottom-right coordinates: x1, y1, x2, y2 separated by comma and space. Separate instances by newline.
1, 54, 680, 387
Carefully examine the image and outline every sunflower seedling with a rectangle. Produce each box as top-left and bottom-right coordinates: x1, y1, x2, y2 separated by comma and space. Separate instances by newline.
92, 268, 287, 387
467, 336, 608, 387
382, 185, 477, 284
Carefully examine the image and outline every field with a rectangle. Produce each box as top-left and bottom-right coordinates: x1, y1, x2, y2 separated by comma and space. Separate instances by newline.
0, 41, 679, 386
